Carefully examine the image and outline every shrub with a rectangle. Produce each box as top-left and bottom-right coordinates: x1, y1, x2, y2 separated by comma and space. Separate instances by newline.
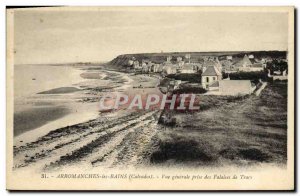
159, 78, 172, 87
173, 87, 207, 94
224, 71, 267, 84
166, 73, 202, 83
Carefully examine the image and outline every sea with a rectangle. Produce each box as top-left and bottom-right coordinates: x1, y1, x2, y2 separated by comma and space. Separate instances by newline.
13, 64, 99, 143
14, 64, 85, 99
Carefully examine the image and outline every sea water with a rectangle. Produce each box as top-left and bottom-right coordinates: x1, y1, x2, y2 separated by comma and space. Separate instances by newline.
13, 64, 99, 142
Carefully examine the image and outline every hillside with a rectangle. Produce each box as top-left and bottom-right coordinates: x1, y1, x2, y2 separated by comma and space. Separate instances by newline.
108, 51, 287, 67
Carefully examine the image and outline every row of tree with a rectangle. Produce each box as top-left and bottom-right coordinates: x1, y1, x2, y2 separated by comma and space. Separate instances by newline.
266, 59, 288, 75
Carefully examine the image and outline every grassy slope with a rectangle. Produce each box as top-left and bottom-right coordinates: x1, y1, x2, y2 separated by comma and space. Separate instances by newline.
150, 81, 287, 167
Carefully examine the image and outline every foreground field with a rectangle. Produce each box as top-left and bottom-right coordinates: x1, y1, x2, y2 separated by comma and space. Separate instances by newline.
150, 81, 287, 167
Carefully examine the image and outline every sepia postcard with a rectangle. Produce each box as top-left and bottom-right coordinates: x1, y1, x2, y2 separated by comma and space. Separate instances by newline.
6, 6, 295, 191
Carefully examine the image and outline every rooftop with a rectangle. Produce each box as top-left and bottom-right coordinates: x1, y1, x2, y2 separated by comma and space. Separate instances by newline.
209, 81, 219, 87
202, 66, 222, 76
219, 80, 252, 89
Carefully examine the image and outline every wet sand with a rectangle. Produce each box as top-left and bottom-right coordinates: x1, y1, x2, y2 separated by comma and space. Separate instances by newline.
13, 67, 153, 141
14, 106, 70, 136
38, 87, 81, 94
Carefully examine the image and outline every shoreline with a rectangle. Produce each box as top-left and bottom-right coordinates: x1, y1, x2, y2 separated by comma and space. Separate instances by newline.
13, 65, 99, 142
14, 109, 99, 147
13, 66, 160, 147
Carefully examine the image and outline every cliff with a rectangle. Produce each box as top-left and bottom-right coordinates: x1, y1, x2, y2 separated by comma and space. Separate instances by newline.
108, 51, 287, 67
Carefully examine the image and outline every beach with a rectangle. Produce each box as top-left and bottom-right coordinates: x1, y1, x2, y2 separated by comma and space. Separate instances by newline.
14, 64, 95, 139
14, 63, 166, 172
13, 64, 164, 173
14, 65, 147, 142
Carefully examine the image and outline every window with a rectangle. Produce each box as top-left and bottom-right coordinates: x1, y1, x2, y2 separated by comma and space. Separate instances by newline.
206, 77, 209, 83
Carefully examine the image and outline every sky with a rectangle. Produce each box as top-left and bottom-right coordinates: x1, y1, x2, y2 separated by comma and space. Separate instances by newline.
13, 7, 289, 65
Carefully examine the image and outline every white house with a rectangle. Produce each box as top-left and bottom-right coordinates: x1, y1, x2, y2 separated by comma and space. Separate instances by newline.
163, 65, 177, 75
249, 63, 264, 71
248, 54, 254, 59
151, 64, 160, 72
133, 60, 141, 70
239, 63, 264, 72
157, 64, 164, 73
128, 59, 134, 66
177, 56, 183, 62
167, 56, 172, 62
142, 63, 149, 73
207, 80, 255, 95
180, 64, 196, 73
226, 56, 233, 60
235, 54, 252, 69
185, 54, 191, 63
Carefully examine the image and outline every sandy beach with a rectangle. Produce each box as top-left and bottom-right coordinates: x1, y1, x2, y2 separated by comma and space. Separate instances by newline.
13, 64, 163, 172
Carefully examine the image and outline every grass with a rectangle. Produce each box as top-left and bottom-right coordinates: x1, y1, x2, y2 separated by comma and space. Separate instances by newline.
151, 137, 214, 163
151, 81, 287, 167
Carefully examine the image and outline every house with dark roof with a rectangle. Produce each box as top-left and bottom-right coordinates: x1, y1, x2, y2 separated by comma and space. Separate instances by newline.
201, 66, 222, 89
234, 54, 252, 69
201, 65, 256, 95
233, 54, 265, 72
203, 59, 222, 72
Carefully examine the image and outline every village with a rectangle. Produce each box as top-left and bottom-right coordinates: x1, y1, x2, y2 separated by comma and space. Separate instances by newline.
123, 53, 288, 96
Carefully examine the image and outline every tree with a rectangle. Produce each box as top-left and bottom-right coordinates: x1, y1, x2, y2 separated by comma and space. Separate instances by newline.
266, 59, 288, 75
